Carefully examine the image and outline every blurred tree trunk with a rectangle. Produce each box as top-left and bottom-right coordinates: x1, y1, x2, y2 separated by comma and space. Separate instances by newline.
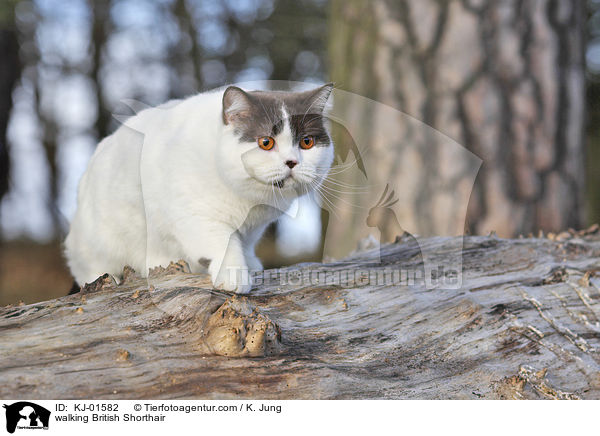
0, 1, 21, 217
329, 0, 586, 239
27, 4, 61, 235
0, 0, 20, 283
89, 0, 111, 140
169, 0, 203, 97
37, 104, 61, 233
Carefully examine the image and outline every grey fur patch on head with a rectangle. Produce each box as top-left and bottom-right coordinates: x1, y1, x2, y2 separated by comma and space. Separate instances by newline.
222, 84, 333, 145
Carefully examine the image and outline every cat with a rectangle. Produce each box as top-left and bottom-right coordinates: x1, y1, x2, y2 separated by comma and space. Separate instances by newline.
64, 83, 334, 294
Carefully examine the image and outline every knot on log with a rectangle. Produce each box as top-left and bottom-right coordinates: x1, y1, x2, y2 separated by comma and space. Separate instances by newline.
121, 265, 141, 284
115, 349, 131, 362
496, 365, 580, 400
82, 273, 117, 293
149, 260, 191, 278
200, 297, 282, 357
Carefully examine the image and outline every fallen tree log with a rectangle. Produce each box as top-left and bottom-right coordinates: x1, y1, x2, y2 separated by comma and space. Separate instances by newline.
2, 231, 600, 399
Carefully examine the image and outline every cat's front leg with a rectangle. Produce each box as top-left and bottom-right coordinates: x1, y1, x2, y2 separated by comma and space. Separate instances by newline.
207, 231, 252, 294
244, 251, 263, 272
176, 224, 252, 294
241, 224, 266, 272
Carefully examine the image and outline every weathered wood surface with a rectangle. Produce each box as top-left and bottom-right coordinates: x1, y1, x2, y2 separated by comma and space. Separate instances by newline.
2, 230, 600, 399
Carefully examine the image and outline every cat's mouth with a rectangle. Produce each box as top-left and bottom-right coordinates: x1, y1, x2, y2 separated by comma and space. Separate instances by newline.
272, 174, 293, 188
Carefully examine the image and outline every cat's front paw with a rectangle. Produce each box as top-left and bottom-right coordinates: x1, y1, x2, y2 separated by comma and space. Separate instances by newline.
245, 253, 263, 272
210, 260, 252, 294
213, 276, 252, 294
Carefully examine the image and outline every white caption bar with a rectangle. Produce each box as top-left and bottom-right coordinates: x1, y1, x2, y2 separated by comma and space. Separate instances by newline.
0, 400, 596, 435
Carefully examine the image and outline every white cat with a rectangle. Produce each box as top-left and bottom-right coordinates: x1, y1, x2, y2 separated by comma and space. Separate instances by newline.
64, 84, 334, 294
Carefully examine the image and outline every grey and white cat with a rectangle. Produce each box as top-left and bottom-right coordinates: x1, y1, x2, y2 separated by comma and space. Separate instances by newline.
64, 84, 334, 293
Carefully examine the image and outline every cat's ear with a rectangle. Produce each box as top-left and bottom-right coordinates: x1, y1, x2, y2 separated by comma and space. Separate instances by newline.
306, 82, 334, 113
222, 86, 253, 125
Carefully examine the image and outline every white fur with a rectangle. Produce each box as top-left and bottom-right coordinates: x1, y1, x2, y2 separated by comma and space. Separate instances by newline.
64, 87, 333, 293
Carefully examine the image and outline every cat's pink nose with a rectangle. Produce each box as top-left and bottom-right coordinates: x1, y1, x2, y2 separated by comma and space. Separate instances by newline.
285, 160, 298, 169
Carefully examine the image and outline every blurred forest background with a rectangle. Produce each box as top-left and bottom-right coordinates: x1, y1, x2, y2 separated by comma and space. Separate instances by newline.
0, 0, 598, 304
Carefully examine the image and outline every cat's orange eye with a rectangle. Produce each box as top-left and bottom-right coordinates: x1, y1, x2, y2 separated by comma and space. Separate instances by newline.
300, 136, 314, 149
258, 136, 275, 150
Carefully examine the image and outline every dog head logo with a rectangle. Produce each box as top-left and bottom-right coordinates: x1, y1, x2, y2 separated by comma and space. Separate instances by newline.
3, 402, 50, 433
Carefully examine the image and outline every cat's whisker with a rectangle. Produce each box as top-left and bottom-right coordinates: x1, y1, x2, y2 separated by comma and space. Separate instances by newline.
307, 177, 366, 211
319, 184, 365, 196
320, 178, 370, 192
303, 174, 363, 195
322, 163, 363, 176
300, 170, 370, 193
317, 187, 365, 209
320, 176, 367, 187
311, 183, 340, 220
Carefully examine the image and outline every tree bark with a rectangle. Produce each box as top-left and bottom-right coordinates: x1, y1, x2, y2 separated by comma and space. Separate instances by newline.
328, 0, 586, 239
2, 230, 600, 399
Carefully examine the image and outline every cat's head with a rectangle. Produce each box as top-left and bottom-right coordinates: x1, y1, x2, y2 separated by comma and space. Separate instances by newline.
219, 84, 334, 205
